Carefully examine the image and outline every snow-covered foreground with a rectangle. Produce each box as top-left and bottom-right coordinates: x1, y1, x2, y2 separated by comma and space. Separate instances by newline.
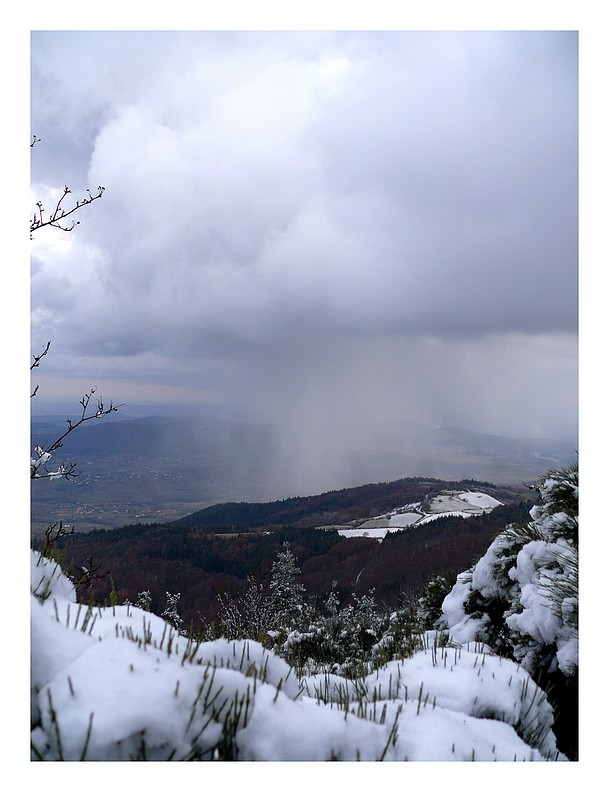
31, 550, 565, 761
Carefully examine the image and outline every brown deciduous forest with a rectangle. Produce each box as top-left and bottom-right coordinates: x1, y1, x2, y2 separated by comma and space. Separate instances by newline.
39, 499, 531, 632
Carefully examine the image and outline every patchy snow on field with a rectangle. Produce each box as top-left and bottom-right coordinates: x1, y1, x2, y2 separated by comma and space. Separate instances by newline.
424, 492, 503, 514
457, 491, 504, 510
338, 526, 402, 540
337, 491, 503, 540
416, 510, 475, 525
388, 512, 422, 527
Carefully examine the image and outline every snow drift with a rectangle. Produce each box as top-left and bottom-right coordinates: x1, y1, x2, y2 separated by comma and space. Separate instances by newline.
31, 550, 565, 761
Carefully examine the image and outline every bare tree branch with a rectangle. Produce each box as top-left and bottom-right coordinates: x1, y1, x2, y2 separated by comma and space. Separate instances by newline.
71, 556, 110, 589
31, 387, 124, 480
31, 342, 52, 398
30, 184, 105, 238
41, 521, 76, 555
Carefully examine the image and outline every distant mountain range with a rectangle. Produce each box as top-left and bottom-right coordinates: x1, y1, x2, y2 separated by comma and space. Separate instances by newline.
31, 412, 576, 533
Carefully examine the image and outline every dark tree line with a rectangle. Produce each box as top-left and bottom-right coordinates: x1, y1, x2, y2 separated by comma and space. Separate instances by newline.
171, 476, 507, 530
40, 500, 531, 631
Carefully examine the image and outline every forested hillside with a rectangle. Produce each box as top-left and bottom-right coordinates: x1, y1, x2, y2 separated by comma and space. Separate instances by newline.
171, 476, 515, 530
38, 495, 530, 631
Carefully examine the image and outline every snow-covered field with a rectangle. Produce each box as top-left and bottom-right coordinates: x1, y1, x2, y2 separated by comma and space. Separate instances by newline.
31, 550, 565, 762
338, 491, 503, 540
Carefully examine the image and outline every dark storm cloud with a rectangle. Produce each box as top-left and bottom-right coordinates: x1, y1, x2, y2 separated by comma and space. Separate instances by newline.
30, 31, 578, 463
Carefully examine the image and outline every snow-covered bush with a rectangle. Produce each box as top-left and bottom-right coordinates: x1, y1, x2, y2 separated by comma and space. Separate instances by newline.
283, 589, 421, 676
161, 591, 184, 632
136, 590, 151, 611
416, 572, 456, 630
217, 549, 438, 675
217, 575, 275, 641
441, 462, 578, 679
30, 549, 567, 761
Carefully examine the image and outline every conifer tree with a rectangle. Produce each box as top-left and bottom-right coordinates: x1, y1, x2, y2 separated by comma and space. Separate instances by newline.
269, 543, 312, 633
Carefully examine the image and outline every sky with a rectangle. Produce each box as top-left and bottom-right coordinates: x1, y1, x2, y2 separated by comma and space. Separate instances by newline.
29, 28, 579, 478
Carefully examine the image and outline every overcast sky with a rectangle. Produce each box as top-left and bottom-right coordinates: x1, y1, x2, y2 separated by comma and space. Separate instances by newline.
30, 30, 578, 469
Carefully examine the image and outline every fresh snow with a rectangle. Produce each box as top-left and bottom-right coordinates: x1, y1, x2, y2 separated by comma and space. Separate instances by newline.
457, 491, 504, 509
31, 550, 565, 761
338, 490, 503, 540
441, 483, 578, 679
388, 512, 423, 527
338, 525, 406, 540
